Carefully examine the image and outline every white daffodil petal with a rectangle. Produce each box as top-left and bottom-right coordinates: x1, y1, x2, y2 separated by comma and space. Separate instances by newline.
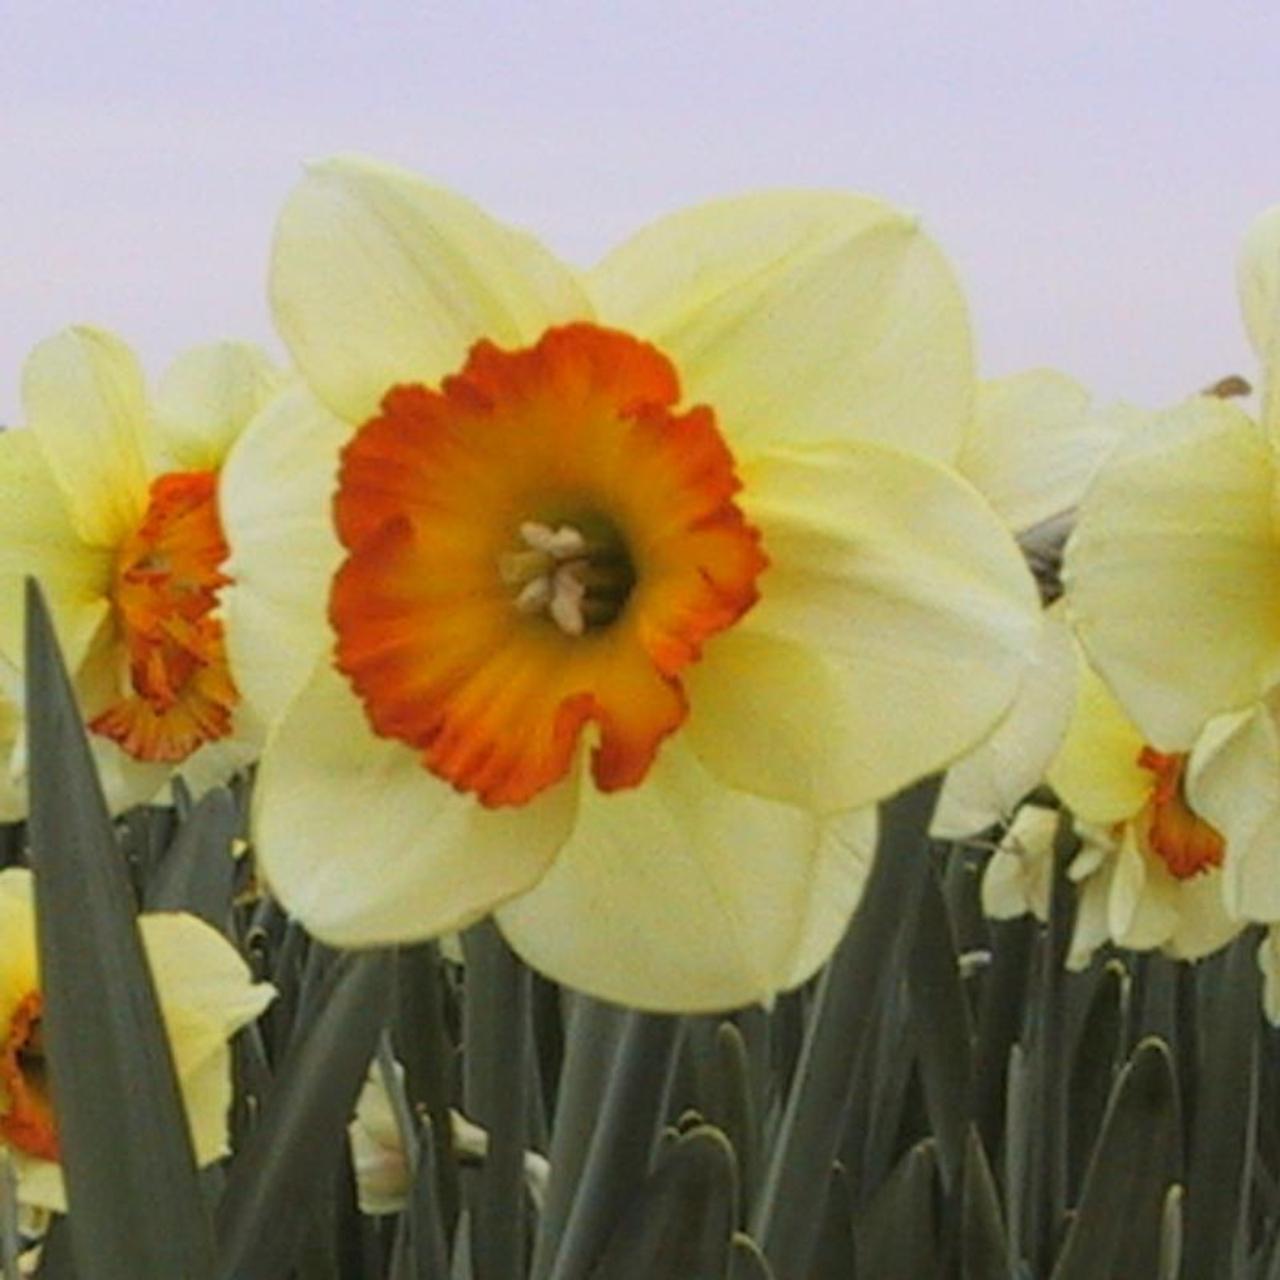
141, 913, 275, 1040
588, 191, 972, 460
1047, 650, 1150, 826
1163, 871, 1239, 961
959, 370, 1146, 533
1189, 702, 1280, 921
1260, 928, 1280, 1025
683, 441, 1039, 815
498, 738, 868, 1013
154, 342, 287, 473
254, 661, 577, 946
1065, 397, 1280, 748
783, 806, 877, 989
980, 804, 1060, 923
933, 607, 1076, 839
219, 386, 350, 731
1238, 205, 1280, 435
1108, 831, 1178, 951
271, 156, 590, 423
20, 327, 150, 548
0, 429, 112, 671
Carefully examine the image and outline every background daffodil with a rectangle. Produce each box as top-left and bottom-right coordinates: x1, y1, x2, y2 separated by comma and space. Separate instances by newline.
0, 330, 285, 811
1065, 208, 1280, 930
225, 156, 1040, 1011
1045, 654, 1238, 963
0, 868, 273, 1211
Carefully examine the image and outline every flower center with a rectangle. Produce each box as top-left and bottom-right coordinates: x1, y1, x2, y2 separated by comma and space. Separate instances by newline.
330, 323, 766, 808
1136, 746, 1225, 880
0, 992, 57, 1162
499, 518, 637, 636
90, 471, 239, 762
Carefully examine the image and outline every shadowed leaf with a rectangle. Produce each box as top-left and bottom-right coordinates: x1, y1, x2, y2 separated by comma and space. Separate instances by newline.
586, 1126, 736, 1280
215, 949, 393, 1279
1050, 1038, 1179, 1280
24, 580, 215, 1279
854, 1139, 939, 1280
961, 1127, 1009, 1280
143, 786, 238, 930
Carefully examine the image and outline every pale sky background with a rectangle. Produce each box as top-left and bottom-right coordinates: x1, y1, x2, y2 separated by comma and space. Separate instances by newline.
4, 1, 1280, 425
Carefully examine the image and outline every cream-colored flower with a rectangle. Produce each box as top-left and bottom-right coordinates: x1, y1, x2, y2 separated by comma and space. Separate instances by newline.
1046, 655, 1238, 964
1064, 209, 1280, 926
0, 336, 286, 815
0, 867, 273, 1210
978, 802, 1111, 971
349, 1063, 548, 1215
981, 802, 1059, 923
1258, 925, 1280, 1025
225, 157, 1040, 1011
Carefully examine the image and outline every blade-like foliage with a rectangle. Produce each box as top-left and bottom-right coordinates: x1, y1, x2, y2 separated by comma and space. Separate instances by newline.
24, 580, 215, 1280
585, 1126, 736, 1280
215, 948, 393, 1279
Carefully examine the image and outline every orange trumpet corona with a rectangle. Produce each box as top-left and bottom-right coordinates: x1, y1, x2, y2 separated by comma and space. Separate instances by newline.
0, 992, 56, 1162
330, 323, 767, 808
91, 471, 238, 762
1137, 746, 1225, 880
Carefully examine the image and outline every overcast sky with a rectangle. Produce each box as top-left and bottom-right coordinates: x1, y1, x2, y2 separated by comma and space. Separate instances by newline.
4, 1, 1279, 424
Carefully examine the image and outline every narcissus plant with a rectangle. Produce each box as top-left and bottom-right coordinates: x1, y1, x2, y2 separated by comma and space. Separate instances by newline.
1046, 655, 1238, 963
0, 868, 273, 1210
0, 333, 284, 811
226, 156, 1040, 1010
1065, 205, 1280, 927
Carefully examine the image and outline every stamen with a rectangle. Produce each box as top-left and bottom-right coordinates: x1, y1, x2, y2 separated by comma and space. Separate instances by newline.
501, 520, 634, 637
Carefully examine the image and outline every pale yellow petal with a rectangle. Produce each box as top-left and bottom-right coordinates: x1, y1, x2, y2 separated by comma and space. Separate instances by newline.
1066, 865, 1113, 971
1163, 871, 1238, 961
782, 806, 877, 989
933, 607, 1076, 839
1260, 927, 1280, 1025
140, 912, 274, 1042
1188, 701, 1280, 920
10, 1155, 64, 1214
1108, 829, 1179, 950
20, 327, 150, 548
959, 371, 1149, 533
350, 1069, 410, 1215
271, 156, 590, 423
177, 1048, 235, 1167
0, 870, 38, 1020
0, 659, 25, 822
218, 386, 349, 730
154, 342, 287, 473
1238, 205, 1280, 434
1064, 397, 1280, 747
683, 441, 1039, 814
980, 803, 1059, 922
1047, 650, 1150, 825
253, 660, 577, 946
588, 191, 972, 460
497, 738, 864, 1013
0, 429, 112, 671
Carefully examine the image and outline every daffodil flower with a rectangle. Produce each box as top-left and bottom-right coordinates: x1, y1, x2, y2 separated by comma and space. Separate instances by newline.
0, 334, 285, 812
348, 1062, 547, 1216
1045, 654, 1238, 963
0, 868, 273, 1210
224, 156, 1040, 1010
1064, 207, 1280, 923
